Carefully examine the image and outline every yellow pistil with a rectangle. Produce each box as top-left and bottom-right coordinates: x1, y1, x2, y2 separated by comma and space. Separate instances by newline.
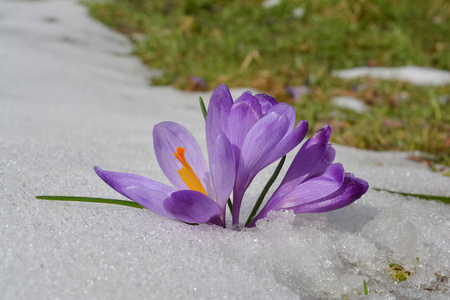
174, 147, 207, 195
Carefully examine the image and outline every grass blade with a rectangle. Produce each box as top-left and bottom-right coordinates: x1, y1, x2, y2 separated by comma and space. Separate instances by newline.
373, 188, 449, 204
199, 96, 207, 121
363, 280, 368, 295
36, 196, 144, 209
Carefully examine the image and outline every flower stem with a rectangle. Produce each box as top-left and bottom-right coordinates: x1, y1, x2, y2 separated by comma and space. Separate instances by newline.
244, 155, 286, 227
199, 96, 207, 121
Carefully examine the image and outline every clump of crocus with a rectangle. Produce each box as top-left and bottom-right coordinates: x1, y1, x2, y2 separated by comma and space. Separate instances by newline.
95, 84, 368, 228
247, 125, 368, 227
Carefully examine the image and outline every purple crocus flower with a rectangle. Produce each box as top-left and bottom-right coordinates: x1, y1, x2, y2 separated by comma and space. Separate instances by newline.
206, 84, 309, 225
286, 85, 311, 102
247, 125, 369, 227
189, 76, 206, 90
95, 121, 235, 227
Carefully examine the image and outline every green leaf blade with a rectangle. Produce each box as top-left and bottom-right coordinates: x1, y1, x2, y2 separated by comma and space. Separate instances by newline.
199, 96, 207, 121
363, 280, 368, 295
35, 196, 145, 209
373, 188, 450, 204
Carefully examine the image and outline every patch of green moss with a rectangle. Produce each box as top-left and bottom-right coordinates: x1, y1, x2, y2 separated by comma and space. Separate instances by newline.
390, 263, 411, 282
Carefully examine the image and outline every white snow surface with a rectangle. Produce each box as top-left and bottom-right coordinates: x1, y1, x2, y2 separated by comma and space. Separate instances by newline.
333, 66, 450, 86
1, 1, 449, 299
331, 96, 368, 114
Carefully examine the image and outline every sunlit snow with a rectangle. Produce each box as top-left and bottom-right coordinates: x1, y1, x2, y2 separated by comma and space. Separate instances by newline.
1, 1, 449, 299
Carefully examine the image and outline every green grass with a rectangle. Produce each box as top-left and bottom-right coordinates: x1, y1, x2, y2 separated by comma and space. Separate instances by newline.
85, 0, 450, 167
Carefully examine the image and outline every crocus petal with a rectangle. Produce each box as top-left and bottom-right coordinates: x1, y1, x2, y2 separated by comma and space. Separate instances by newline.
227, 94, 262, 153
237, 112, 290, 187
292, 173, 369, 213
281, 125, 332, 185
254, 93, 278, 114
153, 121, 211, 194
164, 190, 224, 226
208, 134, 235, 209
267, 163, 345, 210
124, 186, 176, 219
233, 90, 253, 105
261, 120, 308, 169
266, 103, 297, 132
206, 83, 233, 143
94, 166, 175, 218
304, 145, 336, 180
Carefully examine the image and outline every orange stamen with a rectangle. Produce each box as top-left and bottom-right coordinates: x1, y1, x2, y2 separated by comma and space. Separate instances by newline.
174, 147, 207, 195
